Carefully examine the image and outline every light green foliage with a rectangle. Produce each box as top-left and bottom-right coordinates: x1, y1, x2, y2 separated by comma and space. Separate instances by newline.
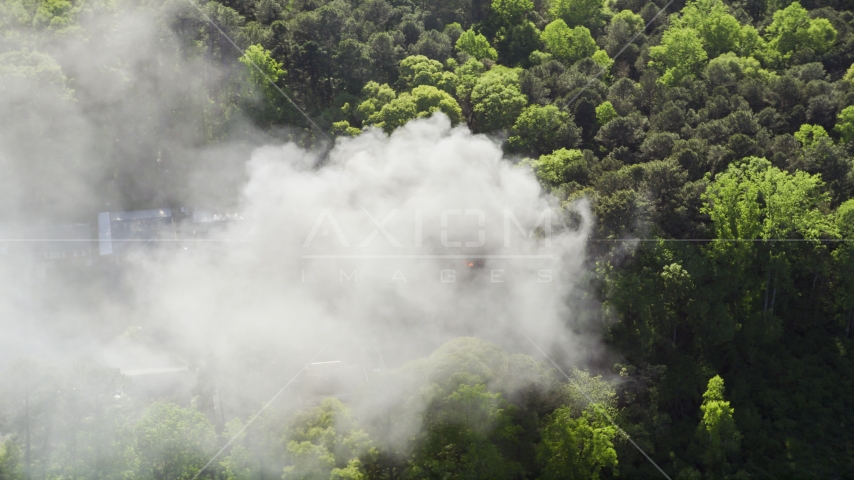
704, 52, 775, 84
836, 199, 854, 239
32, 0, 74, 29
549, 0, 607, 30
219, 420, 252, 480
332, 120, 362, 136
528, 50, 553, 65
355, 81, 397, 122
134, 402, 217, 480
610, 9, 644, 34
557, 368, 620, 419
540, 20, 597, 65
239, 44, 285, 100
282, 398, 371, 480
531, 148, 586, 187
649, 27, 708, 86
672, 0, 764, 58
0, 49, 71, 98
407, 383, 522, 479
470, 66, 527, 131
452, 57, 486, 106
831, 200, 854, 321
702, 157, 836, 243
591, 49, 613, 72
835, 105, 854, 143
508, 104, 580, 155
794, 124, 828, 147
596, 101, 618, 125
536, 407, 618, 480
699, 375, 741, 475
766, 2, 837, 58
0, 442, 21, 479
364, 85, 463, 133
397, 55, 456, 93
455, 28, 498, 61
491, 0, 533, 25
844, 63, 854, 86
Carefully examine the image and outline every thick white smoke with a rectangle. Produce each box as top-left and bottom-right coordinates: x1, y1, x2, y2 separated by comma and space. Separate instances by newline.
128, 114, 594, 372
0, 1, 603, 448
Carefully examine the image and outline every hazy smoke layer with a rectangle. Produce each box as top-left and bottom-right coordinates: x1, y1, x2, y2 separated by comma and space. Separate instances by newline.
132, 114, 593, 370
0, 1, 598, 426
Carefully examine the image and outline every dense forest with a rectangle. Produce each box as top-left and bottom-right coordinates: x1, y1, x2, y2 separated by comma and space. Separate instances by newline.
2, 0, 854, 477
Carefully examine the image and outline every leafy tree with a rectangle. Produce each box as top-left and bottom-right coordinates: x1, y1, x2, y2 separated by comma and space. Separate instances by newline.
844, 63, 854, 86
596, 101, 618, 125
355, 81, 397, 124
540, 20, 597, 66
766, 2, 837, 59
536, 407, 618, 480
134, 402, 217, 480
0, 49, 72, 99
595, 112, 648, 155
648, 28, 708, 86
494, 20, 542, 67
397, 55, 455, 93
703, 53, 774, 88
549, 0, 608, 31
591, 49, 613, 74
671, 0, 763, 58
451, 58, 487, 115
282, 398, 371, 480
0, 442, 21, 480
365, 85, 463, 132
529, 148, 587, 188
239, 45, 284, 89
698, 375, 741, 477
406, 383, 522, 479
508, 104, 581, 155
835, 105, 854, 143
411, 30, 453, 62
455, 28, 498, 61
332, 120, 362, 136
794, 123, 828, 147
703, 157, 835, 244
470, 66, 528, 131
490, 0, 533, 26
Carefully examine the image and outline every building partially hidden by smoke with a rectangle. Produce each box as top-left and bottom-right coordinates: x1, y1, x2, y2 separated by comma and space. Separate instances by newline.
97, 208, 175, 257
31, 223, 95, 272
299, 348, 387, 404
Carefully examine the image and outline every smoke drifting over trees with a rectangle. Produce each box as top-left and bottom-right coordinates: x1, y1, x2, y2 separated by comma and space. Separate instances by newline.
2, 0, 854, 477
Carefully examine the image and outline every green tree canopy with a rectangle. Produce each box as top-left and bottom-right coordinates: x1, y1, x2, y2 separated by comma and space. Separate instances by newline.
648, 27, 708, 86
470, 66, 527, 131
134, 402, 217, 480
549, 0, 607, 31
540, 20, 597, 65
671, 0, 764, 58
835, 105, 854, 143
490, 0, 533, 26
596, 101, 618, 125
365, 85, 463, 132
239, 44, 285, 93
794, 124, 829, 147
698, 375, 741, 476
397, 55, 455, 93
282, 398, 372, 480
702, 157, 836, 243
455, 28, 498, 61
536, 407, 618, 480
508, 104, 581, 155
766, 2, 837, 59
